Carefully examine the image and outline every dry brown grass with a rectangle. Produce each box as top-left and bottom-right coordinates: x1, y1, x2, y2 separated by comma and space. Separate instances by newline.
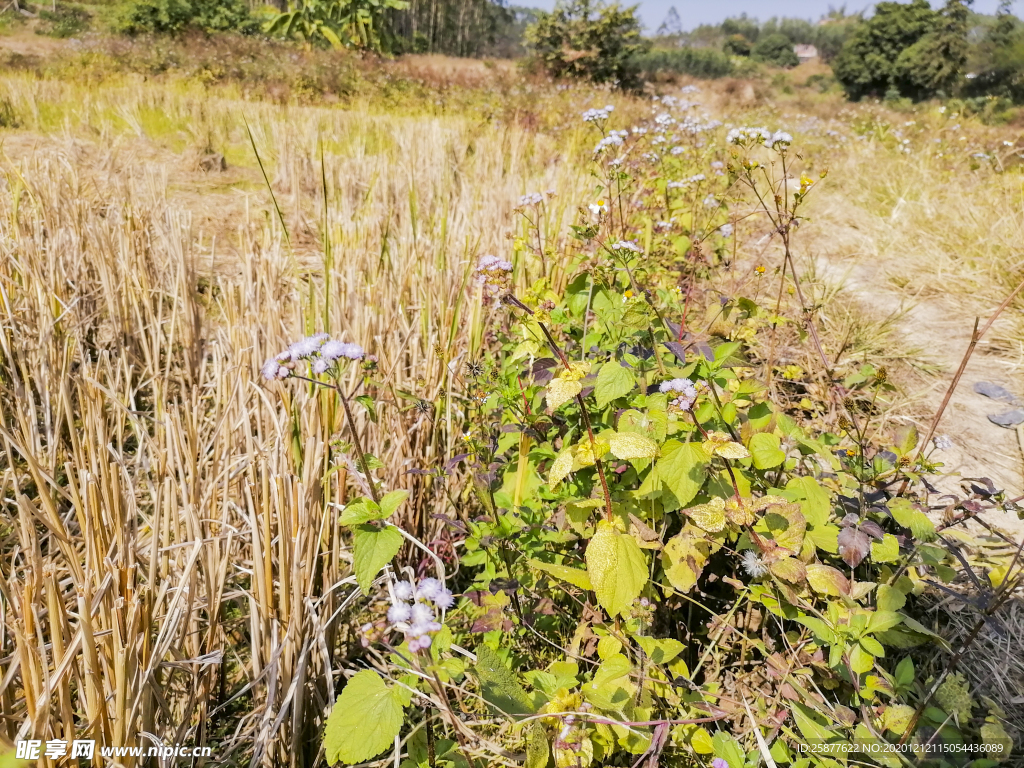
0, 69, 603, 764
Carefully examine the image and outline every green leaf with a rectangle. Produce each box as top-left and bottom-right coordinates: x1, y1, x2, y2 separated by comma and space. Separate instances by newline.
782, 476, 832, 527
352, 524, 403, 594
657, 442, 709, 509
338, 500, 378, 526
866, 611, 903, 634
796, 615, 838, 644
528, 558, 593, 590
473, 645, 535, 719
889, 498, 936, 541
636, 636, 685, 665
850, 642, 876, 673
877, 584, 907, 613
378, 489, 410, 518
711, 731, 746, 768
870, 533, 900, 563
526, 723, 549, 768
356, 394, 378, 423
895, 656, 914, 688
586, 520, 647, 617
860, 635, 886, 656
749, 432, 786, 469
595, 362, 636, 408
324, 670, 404, 765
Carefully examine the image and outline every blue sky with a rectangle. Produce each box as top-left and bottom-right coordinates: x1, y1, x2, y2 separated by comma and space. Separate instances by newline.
527, 0, 1011, 33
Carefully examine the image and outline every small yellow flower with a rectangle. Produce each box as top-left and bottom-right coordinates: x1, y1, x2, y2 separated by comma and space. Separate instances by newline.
624, 289, 634, 299
755, 265, 766, 276
462, 431, 473, 442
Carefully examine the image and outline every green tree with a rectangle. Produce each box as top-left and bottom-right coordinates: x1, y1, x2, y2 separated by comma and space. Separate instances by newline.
832, 0, 941, 100
966, 0, 1024, 101
893, 0, 971, 99
752, 32, 799, 67
525, 0, 646, 86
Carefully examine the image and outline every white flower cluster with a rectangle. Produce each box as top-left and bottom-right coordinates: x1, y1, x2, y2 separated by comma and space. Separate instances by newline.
518, 192, 544, 206
727, 126, 793, 150
610, 240, 642, 254
659, 377, 697, 411
718, 223, 734, 238
582, 105, 615, 122
261, 334, 364, 380
680, 85, 700, 94
654, 113, 675, 127
741, 550, 768, 578
594, 130, 628, 154
703, 195, 718, 208
387, 578, 455, 652
933, 434, 954, 451
726, 126, 771, 145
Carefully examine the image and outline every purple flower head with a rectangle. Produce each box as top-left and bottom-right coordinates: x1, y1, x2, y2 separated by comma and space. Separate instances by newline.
410, 601, 435, 625
261, 358, 281, 381
339, 342, 365, 360
417, 577, 443, 602
712, 759, 729, 768
312, 358, 330, 375
319, 340, 346, 360
433, 589, 455, 610
290, 335, 327, 359
393, 580, 415, 602
387, 603, 412, 624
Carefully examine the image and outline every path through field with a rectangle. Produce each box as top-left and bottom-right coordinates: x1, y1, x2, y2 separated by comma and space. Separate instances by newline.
817, 250, 1024, 539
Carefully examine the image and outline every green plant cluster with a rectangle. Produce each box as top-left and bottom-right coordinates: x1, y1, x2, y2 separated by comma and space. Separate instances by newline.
316, 106, 1021, 767
114, 0, 257, 35
627, 47, 734, 81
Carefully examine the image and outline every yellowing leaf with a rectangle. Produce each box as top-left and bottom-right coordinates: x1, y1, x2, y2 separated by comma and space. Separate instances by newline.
547, 377, 583, 410
549, 448, 574, 487
685, 497, 727, 533
607, 431, 659, 460
528, 559, 593, 590
586, 521, 647, 617
806, 563, 851, 596
662, 525, 711, 593
703, 431, 751, 459
769, 556, 807, 583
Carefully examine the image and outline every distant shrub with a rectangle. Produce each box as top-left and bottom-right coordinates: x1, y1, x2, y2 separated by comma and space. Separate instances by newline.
36, 5, 91, 38
115, 0, 257, 35
751, 32, 799, 67
627, 45, 734, 80
722, 33, 751, 56
525, 0, 646, 87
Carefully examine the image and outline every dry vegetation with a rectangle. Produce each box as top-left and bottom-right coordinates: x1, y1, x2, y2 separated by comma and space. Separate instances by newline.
0, 40, 1022, 766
